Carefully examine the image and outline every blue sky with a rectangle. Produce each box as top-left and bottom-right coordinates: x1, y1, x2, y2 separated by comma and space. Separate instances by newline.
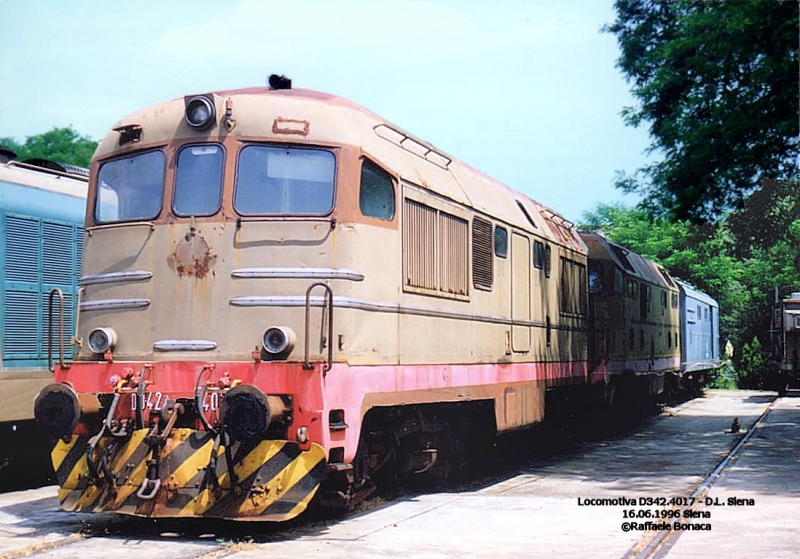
0, 0, 651, 222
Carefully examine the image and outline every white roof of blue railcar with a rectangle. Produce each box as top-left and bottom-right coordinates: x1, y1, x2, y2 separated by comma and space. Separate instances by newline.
0, 160, 88, 199
675, 278, 718, 308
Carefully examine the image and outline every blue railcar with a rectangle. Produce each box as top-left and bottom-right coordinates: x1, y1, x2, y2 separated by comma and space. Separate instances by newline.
0, 149, 87, 483
675, 279, 720, 391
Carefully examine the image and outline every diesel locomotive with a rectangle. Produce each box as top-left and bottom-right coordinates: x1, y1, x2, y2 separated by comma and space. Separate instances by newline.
33, 78, 718, 520
0, 149, 87, 483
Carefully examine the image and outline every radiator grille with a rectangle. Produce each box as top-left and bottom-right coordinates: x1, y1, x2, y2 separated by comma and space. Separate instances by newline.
560, 257, 587, 316
403, 199, 437, 290
439, 212, 468, 296
403, 199, 468, 298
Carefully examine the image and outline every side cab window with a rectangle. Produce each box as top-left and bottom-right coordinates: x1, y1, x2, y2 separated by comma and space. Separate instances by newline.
588, 261, 604, 294
359, 158, 395, 220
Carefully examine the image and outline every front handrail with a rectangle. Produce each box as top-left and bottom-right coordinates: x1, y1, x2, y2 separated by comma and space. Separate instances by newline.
71, 286, 84, 348
303, 282, 334, 374
47, 288, 66, 372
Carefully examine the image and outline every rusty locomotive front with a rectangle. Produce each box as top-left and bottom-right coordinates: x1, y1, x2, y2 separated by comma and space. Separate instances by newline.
33, 77, 712, 521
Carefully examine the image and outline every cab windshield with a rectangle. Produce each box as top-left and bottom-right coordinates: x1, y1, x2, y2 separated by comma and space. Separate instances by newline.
234, 146, 335, 215
173, 144, 224, 216
95, 150, 166, 224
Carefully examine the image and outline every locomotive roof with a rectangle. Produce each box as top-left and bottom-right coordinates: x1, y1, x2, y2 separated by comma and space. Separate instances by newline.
96, 86, 585, 253
675, 278, 718, 308
579, 232, 676, 290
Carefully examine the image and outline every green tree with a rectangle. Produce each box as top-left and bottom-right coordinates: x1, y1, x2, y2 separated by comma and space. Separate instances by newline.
739, 336, 767, 388
605, 0, 799, 222
0, 127, 97, 168
722, 178, 800, 360
727, 178, 800, 257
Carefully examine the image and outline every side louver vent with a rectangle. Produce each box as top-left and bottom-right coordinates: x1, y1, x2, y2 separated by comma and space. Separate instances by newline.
472, 217, 493, 291
3, 214, 82, 361
402, 198, 468, 298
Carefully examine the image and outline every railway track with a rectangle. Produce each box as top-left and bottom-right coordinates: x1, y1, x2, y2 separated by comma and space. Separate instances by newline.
0, 391, 787, 559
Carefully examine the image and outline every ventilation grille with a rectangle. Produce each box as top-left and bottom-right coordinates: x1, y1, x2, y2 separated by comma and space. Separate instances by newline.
439, 212, 468, 296
4, 291, 39, 355
472, 217, 493, 290
5, 216, 39, 282
403, 199, 437, 291
3, 213, 83, 361
43, 222, 75, 284
403, 199, 468, 298
560, 257, 587, 317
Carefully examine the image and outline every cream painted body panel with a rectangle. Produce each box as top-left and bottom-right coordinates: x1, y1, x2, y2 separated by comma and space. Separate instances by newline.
77, 215, 587, 369
0, 374, 52, 422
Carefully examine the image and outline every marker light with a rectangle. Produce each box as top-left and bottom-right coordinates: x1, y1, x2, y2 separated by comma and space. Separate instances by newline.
185, 95, 216, 130
87, 327, 117, 354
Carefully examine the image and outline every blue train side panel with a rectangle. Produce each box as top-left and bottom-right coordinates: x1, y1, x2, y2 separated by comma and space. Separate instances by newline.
0, 160, 87, 425
676, 279, 720, 381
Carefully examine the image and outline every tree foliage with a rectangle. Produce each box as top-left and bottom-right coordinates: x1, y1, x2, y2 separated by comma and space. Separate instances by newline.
606, 0, 799, 222
727, 178, 800, 256
0, 127, 97, 168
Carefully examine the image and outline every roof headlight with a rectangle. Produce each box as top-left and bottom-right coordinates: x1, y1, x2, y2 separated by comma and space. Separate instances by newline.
88, 327, 118, 354
185, 95, 216, 130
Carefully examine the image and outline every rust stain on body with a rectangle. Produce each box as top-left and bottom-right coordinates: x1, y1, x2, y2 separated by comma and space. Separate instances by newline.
272, 117, 310, 136
168, 231, 216, 278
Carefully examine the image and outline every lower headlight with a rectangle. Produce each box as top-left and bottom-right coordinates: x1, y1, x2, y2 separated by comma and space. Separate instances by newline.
87, 327, 117, 354
262, 326, 296, 355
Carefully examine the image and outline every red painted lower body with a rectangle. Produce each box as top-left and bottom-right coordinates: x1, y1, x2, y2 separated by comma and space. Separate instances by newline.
56, 358, 588, 464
